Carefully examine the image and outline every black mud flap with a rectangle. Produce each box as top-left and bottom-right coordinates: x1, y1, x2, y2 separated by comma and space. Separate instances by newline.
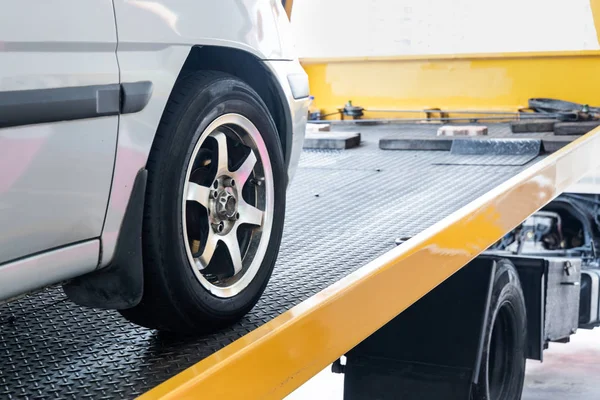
63, 169, 147, 310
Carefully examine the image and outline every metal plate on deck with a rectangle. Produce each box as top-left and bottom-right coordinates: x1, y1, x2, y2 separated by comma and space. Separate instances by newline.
450, 138, 541, 156
434, 138, 542, 166
0, 125, 536, 399
303, 131, 361, 149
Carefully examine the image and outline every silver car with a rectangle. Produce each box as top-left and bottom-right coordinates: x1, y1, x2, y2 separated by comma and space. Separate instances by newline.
0, 0, 309, 333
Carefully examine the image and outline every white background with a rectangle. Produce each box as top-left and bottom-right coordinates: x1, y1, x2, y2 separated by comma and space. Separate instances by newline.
291, 0, 600, 58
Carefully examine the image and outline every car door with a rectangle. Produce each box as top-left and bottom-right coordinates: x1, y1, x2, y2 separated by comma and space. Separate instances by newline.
0, 1, 120, 264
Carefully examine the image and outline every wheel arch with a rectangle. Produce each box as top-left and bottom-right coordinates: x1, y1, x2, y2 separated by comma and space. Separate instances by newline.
177, 46, 293, 170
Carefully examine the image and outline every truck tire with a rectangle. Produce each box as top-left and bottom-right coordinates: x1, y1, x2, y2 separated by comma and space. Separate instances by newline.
120, 71, 286, 333
472, 259, 527, 400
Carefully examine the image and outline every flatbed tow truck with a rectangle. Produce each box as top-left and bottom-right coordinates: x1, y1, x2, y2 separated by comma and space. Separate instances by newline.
2, 123, 600, 399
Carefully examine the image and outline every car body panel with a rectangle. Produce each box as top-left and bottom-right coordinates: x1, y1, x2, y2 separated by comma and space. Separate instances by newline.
112, 0, 294, 60
99, 45, 190, 266
0, 0, 119, 264
266, 60, 309, 182
0, 240, 100, 302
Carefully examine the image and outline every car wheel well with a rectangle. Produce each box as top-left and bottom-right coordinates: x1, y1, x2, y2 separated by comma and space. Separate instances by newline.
178, 46, 291, 167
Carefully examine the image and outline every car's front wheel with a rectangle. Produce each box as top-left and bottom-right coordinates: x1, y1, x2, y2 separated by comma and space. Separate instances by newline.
120, 71, 286, 333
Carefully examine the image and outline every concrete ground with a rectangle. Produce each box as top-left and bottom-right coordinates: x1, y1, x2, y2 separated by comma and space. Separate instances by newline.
523, 329, 600, 399
287, 328, 600, 399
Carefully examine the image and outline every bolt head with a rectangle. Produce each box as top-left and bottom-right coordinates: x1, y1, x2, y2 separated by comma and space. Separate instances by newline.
564, 261, 573, 276
212, 221, 225, 233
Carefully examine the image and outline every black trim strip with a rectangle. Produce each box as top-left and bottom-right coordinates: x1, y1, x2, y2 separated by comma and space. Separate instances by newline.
0, 81, 153, 128
121, 81, 153, 114
0, 84, 120, 128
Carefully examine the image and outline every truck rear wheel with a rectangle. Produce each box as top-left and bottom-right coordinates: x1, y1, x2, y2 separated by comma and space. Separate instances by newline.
119, 71, 286, 333
472, 259, 527, 400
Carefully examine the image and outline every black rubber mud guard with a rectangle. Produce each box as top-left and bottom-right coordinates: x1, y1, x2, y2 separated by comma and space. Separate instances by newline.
63, 169, 147, 309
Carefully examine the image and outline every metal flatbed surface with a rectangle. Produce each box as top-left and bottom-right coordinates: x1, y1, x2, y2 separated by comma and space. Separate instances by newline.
0, 124, 571, 399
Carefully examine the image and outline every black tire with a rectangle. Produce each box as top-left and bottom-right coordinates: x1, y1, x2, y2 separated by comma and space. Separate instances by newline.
472, 259, 527, 400
119, 71, 286, 333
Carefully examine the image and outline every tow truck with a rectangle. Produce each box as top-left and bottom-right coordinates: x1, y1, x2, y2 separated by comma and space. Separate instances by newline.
2, 1, 600, 400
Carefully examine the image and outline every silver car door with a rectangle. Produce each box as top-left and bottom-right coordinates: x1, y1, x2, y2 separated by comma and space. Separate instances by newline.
0, 1, 120, 264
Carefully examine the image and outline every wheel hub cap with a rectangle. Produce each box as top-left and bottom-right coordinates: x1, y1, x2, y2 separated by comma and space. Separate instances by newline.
209, 176, 240, 235
217, 190, 237, 219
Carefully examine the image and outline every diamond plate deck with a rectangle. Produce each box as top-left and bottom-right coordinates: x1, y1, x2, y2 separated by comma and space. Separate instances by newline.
0, 124, 539, 399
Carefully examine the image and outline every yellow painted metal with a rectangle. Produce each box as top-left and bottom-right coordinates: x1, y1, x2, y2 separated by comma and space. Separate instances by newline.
303, 52, 600, 120
284, 0, 294, 20
141, 128, 600, 400
300, 0, 600, 118
592, 0, 600, 44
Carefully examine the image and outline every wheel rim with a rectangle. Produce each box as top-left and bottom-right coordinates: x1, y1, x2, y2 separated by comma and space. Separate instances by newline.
487, 302, 517, 400
182, 113, 274, 298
